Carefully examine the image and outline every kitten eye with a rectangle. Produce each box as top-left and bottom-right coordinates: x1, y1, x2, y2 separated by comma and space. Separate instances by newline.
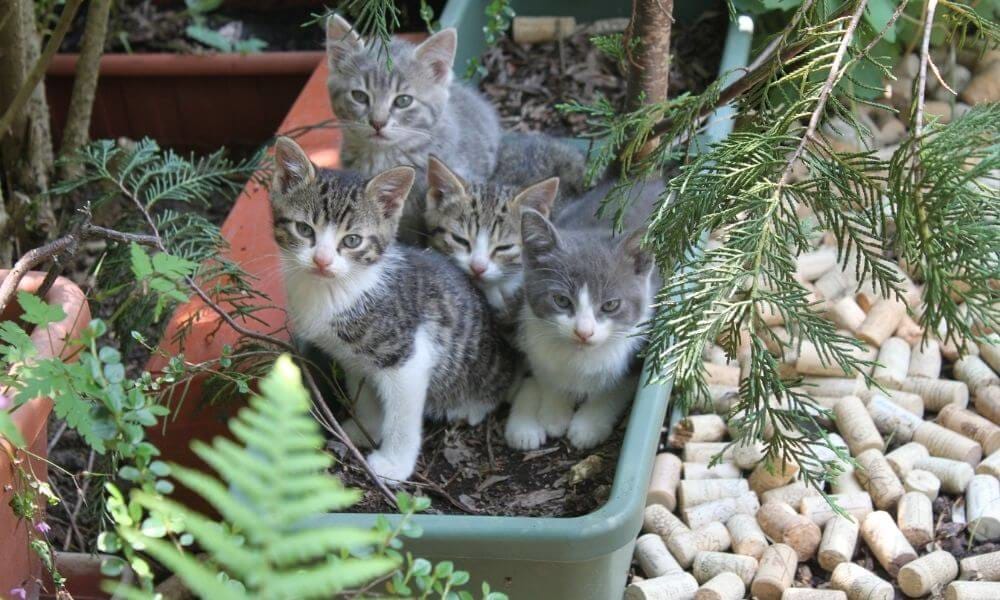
450, 233, 471, 250
294, 222, 314, 239
350, 90, 369, 104
492, 244, 516, 255
553, 294, 572, 309
342, 234, 363, 249
601, 299, 622, 313
393, 94, 413, 108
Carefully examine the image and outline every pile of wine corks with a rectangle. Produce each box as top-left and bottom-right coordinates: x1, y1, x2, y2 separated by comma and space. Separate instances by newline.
625, 250, 1000, 599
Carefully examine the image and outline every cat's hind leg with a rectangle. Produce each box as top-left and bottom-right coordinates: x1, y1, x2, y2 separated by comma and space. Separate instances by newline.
446, 400, 495, 426
504, 376, 546, 450
567, 374, 638, 449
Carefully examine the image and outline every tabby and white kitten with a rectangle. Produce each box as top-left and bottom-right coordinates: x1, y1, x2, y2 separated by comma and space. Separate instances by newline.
325, 15, 501, 240
270, 137, 517, 484
504, 181, 661, 451
424, 156, 559, 321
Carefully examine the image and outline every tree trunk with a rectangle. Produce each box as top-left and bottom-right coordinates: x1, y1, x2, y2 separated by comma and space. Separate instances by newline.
625, 0, 674, 161
59, 0, 112, 180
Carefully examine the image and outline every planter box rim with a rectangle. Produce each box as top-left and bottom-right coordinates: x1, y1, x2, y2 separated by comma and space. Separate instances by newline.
49, 51, 325, 77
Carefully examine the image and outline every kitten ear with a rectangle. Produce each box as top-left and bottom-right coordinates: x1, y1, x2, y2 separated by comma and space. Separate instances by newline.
366, 166, 415, 220
272, 137, 316, 194
513, 177, 560, 218
326, 14, 363, 69
415, 28, 456, 84
426, 155, 466, 210
620, 227, 654, 276
521, 209, 561, 260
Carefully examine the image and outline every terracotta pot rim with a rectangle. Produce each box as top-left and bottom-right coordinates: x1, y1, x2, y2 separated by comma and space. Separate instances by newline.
48, 51, 325, 77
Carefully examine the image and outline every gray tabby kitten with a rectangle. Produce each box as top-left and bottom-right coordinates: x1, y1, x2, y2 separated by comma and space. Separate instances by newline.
491, 132, 588, 200
270, 137, 517, 484
424, 156, 559, 322
326, 15, 501, 239
505, 180, 662, 451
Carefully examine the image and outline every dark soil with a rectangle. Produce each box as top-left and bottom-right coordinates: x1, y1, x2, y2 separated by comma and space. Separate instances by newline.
331, 405, 624, 517
479, 11, 727, 137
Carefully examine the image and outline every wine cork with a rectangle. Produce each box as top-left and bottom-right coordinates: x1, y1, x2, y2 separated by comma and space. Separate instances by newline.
636, 533, 684, 577
914, 421, 982, 465
829, 296, 867, 332
705, 362, 740, 386
967, 474, 1000, 542
955, 355, 1000, 393
835, 396, 884, 455
831, 562, 893, 600
695, 572, 745, 600
857, 297, 907, 346
644, 503, 690, 541
899, 550, 959, 598
750, 544, 797, 600
756, 502, 821, 561
511, 16, 576, 43
704, 343, 734, 366
977, 449, 1000, 478
975, 385, 1000, 425
731, 439, 766, 470
909, 339, 942, 379
668, 522, 733, 568
895, 377, 970, 411
708, 385, 740, 414
647, 453, 683, 510
625, 572, 700, 600
683, 492, 760, 530
818, 514, 859, 572
865, 393, 923, 443
678, 479, 750, 509
797, 341, 876, 376
860, 510, 918, 576
867, 388, 925, 417
914, 456, 975, 493
670, 415, 728, 447
887, 442, 930, 477
796, 247, 837, 281
946, 581, 1000, 600
903, 469, 941, 501
749, 457, 800, 495
693, 551, 758, 586
959, 549, 1000, 581
684, 442, 732, 464
799, 492, 872, 527
895, 314, 924, 346
782, 590, 847, 600
981, 336, 1000, 373
727, 513, 769, 560
831, 462, 864, 494
814, 268, 852, 301
684, 462, 742, 480
938, 404, 1000, 455
897, 491, 934, 548
855, 449, 905, 510
873, 337, 911, 386
802, 376, 864, 398
761, 482, 821, 507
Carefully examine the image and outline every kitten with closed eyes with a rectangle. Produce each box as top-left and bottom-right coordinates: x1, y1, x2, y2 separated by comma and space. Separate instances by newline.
423, 156, 559, 323
325, 14, 501, 241
504, 180, 662, 451
270, 137, 517, 484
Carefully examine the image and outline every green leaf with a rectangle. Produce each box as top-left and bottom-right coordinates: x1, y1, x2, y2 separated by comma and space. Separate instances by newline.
864, 0, 897, 42
0, 411, 25, 446
17, 291, 66, 327
129, 243, 153, 279
141, 516, 167, 538
0, 321, 35, 362
185, 24, 234, 52
97, 531, 121, 553
101, 556, 127, 577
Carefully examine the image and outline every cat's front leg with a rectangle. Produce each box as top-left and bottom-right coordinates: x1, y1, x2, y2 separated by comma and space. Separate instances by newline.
504, 376, 546, 450
366, 332, 434, 485
341, 372, 383, 449
536, 380, 575, 438
567, 374, 638, 449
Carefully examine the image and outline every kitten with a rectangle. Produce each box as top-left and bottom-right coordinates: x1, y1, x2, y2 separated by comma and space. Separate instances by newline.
504, 180, 662, 451
491, 132, 588, 200
270, 137, 517, 484
424, 156, 559, 322
325, 14, 501, 241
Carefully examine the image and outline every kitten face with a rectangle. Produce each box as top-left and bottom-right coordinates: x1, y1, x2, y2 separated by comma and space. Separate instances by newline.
269, 137, 414, 280
326, 14, 456, 148
520, 210, 654, 347
424, 156, 559, 285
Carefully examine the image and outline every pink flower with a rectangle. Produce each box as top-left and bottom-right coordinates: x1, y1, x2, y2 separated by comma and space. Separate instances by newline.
0, 393, 10, 411
34, 521, 51, 534
9, 588, 27, 600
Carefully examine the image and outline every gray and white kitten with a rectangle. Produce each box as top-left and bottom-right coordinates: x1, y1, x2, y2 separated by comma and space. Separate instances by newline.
505, 180, 661, 451
325, 15, 501, 240
270, 137, 517, 484
424, 155, 559, 322
491, 132, 588, 200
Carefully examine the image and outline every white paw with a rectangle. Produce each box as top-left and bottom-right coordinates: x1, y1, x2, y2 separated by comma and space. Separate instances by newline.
342, 418, 375, 449
446, 403, 493, 426
567, 411, 614, 449
365, 451, 413, 486
538, 399, 573, 437
505, 418, 547, 450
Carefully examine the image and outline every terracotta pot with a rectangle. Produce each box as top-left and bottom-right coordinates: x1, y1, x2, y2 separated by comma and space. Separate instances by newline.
0, 271, 90, 597
46, 51, 324, 153
38, 552, 134, 600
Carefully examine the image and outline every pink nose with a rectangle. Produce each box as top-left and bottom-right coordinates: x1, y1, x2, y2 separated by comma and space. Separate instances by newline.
313, 254, 332, 271
369, 119, 386, 132
470, 261, 487, 277
574, 328, 594, 342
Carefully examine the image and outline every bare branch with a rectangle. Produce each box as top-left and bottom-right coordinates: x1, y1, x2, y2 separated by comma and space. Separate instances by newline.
913, 0, 940, 137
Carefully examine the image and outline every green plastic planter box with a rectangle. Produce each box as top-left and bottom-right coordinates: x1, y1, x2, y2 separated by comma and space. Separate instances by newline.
318, 4, 753, 599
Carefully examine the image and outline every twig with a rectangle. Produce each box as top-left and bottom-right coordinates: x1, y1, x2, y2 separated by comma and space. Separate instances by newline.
0, 0, 84, 138
47, 421, 68, 455
63, 449, 96, 551
413, 472, 479, 515
913, 0, 940, 137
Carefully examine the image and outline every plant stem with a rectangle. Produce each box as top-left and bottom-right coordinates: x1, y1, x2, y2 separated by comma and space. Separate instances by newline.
624, 0, 675, 161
